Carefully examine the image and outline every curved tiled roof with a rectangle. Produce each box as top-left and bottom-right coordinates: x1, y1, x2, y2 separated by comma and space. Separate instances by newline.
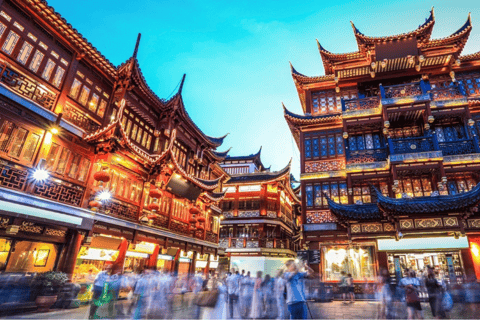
352, 8, 435, 47
283, 104, 342, 125
226, 146, 262, 161
203, 191, 227, 202
227, 159, 291, 184
206, 133, 229, 148
423, 13, 472, 53
460, 50, 480, 62
24, 0, 117, 78
290, 62, 335, 85
326, 196, 383, 221
373, 183, 480, 215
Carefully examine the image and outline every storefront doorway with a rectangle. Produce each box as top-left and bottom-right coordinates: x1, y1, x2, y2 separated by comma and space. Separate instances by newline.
2, 239, 58, 273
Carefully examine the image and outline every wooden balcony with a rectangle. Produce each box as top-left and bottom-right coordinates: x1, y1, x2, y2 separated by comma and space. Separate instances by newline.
380, 81, 430, 106
346, 148, 388, 164
342, 97, 381, 118
222, 237, 293, 251
439, 139, 479, 156
429, 85, 468, 108
389, 136, 435, 155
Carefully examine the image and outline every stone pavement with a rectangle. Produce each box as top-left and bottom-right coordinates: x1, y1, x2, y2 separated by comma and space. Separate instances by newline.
2, 298, 477, 319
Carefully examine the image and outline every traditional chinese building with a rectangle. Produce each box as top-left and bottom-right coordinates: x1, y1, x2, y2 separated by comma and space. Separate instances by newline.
0, 0, 229, 279
217, 148, 301, 275
285, 9, 480, 290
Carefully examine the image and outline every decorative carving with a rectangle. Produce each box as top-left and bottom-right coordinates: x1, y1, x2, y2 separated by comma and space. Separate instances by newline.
246, 240, 259, 248
306, 210, 337, 223
170, 220, 189, 235
103, 199, 138, 221
267, 211, 277, 218
415, 218, 443, 228
383, 224, 395, 232
206, 232, 217, 243
399, 219, 414, 229
468, 219, 480, 228
430, 86, 465, 101
0, 160, 28, 191
19, 221, 43, 234
347, 149, 388, 164
219, 238, 228, 248
223, 211, 234, 218
391, 136, 434, 154
44, 228, 67, 237
33, 179, 84, 206
305, 159, 345, 173
351, 224, 361, 233
443, 217, 459, 227
63, 102, 100, 133
343, 97, 380, 112
266, 241, 274, 248
238, 211, 260, 218
361, 223, 382, 233
0, 61, 57, 109
384, 83, 422, 99
152, 214, 168, 228
439, 140, 475, 156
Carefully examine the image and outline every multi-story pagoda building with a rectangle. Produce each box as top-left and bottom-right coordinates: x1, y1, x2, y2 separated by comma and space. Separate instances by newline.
0, 0, 229, 280
285, 9, 480, 290
217, 148, 301, 275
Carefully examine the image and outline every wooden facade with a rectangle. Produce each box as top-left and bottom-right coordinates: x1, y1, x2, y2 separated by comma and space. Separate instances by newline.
0, 0, 229, 276
285, 9, 480, 289
217, 149, 301, 273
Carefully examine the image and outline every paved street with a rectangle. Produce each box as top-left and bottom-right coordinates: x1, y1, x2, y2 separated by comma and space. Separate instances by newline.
3, 299, 476, 319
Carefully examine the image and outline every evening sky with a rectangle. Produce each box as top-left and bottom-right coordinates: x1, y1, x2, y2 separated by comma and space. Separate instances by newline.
49, 0, 480, 178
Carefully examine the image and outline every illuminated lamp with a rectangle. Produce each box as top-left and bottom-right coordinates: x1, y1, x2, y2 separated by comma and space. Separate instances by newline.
149, 188, 163, 199
370, 71, 375, 78
94, 170, 111, 183
456, 59, 461, 66
424, 123, 430, 130
428, 116, 435, 123
383, 128, 389, 135
220, 215, 224, 220
442, 176, 448, 184
147, 203, 160, 212
384, 121, 390, 128
335, 86, 340, 93
197, 215, 206, 223
419, 55, 425, 63
449, 71, 456, 82
468, 119, 475, 126
50, 127, 59, 135
140, 215, 149, 223
407, 55, 414, 65
97, 190, 112, 201
381, 59, 387, 68
415, 64, 421, 72
89, 200, 101, 211
33, 168, 49, 182
189, 217, 197, 224
147, 213, 156, 220
370, 62, 376, 69
343, 132, 348, 139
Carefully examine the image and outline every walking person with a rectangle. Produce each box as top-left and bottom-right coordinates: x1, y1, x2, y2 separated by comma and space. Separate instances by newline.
274, 270, 287, 320
282, 260, 314, 319
226, 270, 240, 319
240, 271, 253, 319
424, 267, 446, 319
399, 270, 424, 320
339, 271, 348, 304
262, 274, 275, 319
250, 271, 264, 319
347, 273, 355, 303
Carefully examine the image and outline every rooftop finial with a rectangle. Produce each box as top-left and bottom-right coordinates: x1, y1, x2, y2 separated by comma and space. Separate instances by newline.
178, 74, 186, 94
133, 33, 141, 59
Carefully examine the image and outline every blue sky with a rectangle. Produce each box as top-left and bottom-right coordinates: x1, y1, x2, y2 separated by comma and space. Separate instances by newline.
49, 0, 480, 178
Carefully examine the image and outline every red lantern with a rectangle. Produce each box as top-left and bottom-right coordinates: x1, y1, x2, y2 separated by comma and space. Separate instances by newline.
197, 215, 206, 223
189, 206, 200, 215
277, 212, 282, 218
147, 213, 156, 220
147, 203, 160, 212
197, 225, 205, 231
149, 188, 163, 199
189, 217, 197, 224
189, 226, 196, 233
94, 170, 111, 183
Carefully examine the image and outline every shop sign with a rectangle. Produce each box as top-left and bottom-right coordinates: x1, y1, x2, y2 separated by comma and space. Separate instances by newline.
377, 236, 469, 251
126, 251, 149, 258
158, 254, 173, 261
309, 250, 321, 264
179, 257, 191, 263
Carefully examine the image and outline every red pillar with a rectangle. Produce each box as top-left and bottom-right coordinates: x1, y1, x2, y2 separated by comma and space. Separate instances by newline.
62, 230, 83, 280
148, 244, 160, 269
112, 238, 128, 274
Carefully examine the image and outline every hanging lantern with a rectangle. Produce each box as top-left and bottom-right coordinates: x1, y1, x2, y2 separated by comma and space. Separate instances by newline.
147, 203, 160, 212
89, 200, 101, 211
197, 225, 205, 231
140, 215, 149, 223
149, 188, 163, 199
197, 215, 206, 223
189, 206, 200, 216
147, 213, 156, 220
189, 226, 196, 233
94, 169, 111, 183
189, 216, 197, 224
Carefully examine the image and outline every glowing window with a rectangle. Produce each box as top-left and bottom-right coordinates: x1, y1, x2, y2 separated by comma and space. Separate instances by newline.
41, 59, 56, 80
78, 86, 91, 106
16, 42, 33, 65
97, 100, 107, 118
38, 41, 48, 50
13, 21, 24, 31
88, 93, 99, 113
68, 79, 82, 99
28, 50, 44, 72
0, 11, 11, 22
27, 33, 37, 42
52, 67, 65, 88
2, 31, 20, 55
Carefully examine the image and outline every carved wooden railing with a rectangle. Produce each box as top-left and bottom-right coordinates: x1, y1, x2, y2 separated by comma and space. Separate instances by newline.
389, 136, 435, 154
102, 199, 139, 221
346, 148, 388, 164
342, 96, 380, 112
383, 82, 423, 99
429, 85, 465, 101
63, 102, 100, 133
205, 231, 217, 243
219, 237, 293, 250
0, 159, 28, 191
33, 179, 85, 206
0, 62, 57, 110
439, 139, 476, 156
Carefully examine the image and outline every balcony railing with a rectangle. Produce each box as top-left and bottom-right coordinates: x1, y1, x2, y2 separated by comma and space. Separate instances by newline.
439, 139, 476, 156
63, 102, 101, 134
382, 82, 423, 99
342, 97, 380, 112
223, 237, 293, 250
346, 148, 388, 164
389, 136, 435, 155
429, 85, 465, 101
0, 62, 57, 110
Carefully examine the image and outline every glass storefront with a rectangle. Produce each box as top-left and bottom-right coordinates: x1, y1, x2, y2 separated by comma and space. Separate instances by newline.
387, 251, 465, 284
3, 240, 58, 273
322, 245, 375, 281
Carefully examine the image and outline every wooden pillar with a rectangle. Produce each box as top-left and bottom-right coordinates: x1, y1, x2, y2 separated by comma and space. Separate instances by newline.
377, 251, 388, 274
61, 230, 83, 279
204, 253, 211, 277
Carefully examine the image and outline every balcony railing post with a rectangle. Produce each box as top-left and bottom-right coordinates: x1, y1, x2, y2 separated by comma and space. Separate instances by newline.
379, 84, 386, 99
473, 136, 480, 153
387, 138, 394, 155
431, 132, 440, 151
341, 98, 346, 112
420, 79, 431, 94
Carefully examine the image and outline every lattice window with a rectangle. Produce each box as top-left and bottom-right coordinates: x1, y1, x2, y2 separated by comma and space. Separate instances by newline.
16, 41, 33, 65
305, 133, 343, 159
0, 118, 41, 164
395, 177, 432, 198
457, 72, 480, 96
44, 141, 91, 183
2, 30, 19, 54
52, 66, 65, 88
311, 181, 347, 208
41, 58, 55, 81
446, 173, 477, 195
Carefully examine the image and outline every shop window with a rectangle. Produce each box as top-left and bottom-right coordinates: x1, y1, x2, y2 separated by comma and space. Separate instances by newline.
88, 93, 100, 113
323, 246, 375, 281
6, 241, 58, 272
0, 238, 12, 269
52, 66, 65, 88
395, 177, 432, 198
97, 100, 107, 118
44, 142, 91, 183
69, 79, 82, 99
0, 118, 41, 163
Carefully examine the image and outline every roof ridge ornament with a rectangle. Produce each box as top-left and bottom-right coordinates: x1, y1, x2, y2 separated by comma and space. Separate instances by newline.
133, 33, 141, 59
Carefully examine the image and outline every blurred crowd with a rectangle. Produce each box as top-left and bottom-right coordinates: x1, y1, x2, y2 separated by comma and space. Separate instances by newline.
1, 261, 480, 319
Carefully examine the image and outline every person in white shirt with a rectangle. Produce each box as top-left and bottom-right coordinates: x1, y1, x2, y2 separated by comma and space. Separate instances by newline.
274, 270, 287, 320
399, 270, 424, 320
226, 270, 240, 319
